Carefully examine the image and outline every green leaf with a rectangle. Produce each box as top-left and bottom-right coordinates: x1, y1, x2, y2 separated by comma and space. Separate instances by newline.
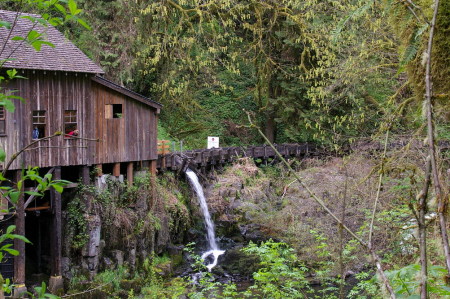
8, 191, 20, 204
6, 225, 16, 234
77, 18, 91, 30
30, 40, 55, 52
68, 0, 82, 16
0, 21, 11, 29
3, 99, 15, 112
20, 16, 48, 26
24, 191, 43, 197
6, 69, 17, 79
9, 234, 31, 243
48, 17, 63, 26
2, 248, 19, 256
0, 148, 5, 162
52, 184, 63, 193
54, 4, 67, 15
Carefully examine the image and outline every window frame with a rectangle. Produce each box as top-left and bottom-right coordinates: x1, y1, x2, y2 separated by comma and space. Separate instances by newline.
64, 110, 78, 138
105, 104, 123, 119
0, 106, 6, 136
32, 110, 46, 139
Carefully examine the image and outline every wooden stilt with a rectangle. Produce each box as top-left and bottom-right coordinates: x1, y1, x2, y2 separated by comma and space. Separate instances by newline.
80, 165, 90, 185
127, 162, 134, 185
50, 167, 62, 277
149, 160, 157, 176
113, 163, 120, 177
149, 160, 157, 209
13, 170, 25, 286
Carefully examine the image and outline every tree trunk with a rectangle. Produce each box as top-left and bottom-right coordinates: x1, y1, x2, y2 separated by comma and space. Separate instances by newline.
424, 0, 450, 278
418, 158, 432, 298
264, 112, 276, 143
13, 170, 25, 286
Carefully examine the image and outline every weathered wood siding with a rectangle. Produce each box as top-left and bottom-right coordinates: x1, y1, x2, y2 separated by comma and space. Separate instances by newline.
92, 81, 157, 164
0, 70, 94, 170
0, 70, 158, 170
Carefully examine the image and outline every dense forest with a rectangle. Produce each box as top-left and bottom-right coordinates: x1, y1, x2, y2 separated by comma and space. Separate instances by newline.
0, 0, 449, 298
69, 0, 449, 148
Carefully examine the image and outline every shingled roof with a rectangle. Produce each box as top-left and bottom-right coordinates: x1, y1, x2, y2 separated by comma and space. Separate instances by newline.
0, 10, 104, 74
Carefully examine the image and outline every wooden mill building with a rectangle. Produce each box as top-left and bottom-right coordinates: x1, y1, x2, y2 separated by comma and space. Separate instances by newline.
0, 10, 161, 291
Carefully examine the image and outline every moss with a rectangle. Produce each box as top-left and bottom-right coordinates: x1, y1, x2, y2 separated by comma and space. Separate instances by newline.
390, 0, 450, 121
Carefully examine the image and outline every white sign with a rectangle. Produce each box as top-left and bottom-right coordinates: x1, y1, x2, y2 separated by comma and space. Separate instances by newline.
207, 136, 219, 149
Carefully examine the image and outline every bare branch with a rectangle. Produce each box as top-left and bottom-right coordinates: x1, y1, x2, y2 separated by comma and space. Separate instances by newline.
423, 0, 450, 277
369, 130, 389, 246
246, 111, 396, 298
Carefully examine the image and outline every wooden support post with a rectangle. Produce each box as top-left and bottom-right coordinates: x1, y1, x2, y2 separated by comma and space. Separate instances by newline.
13, 170, 25, 287
161, 156, 166, 170
113, 163, 120, 177
149, 160, 157, 209
50, 167, 62, 277
149, 160, 157, 176
80, 165, 90, 185
127, 162, 134, 185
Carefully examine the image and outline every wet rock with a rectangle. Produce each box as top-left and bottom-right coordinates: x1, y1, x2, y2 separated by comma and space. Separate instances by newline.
239, 224, 265, 242
220, 247, 259, 277
155, 261, 173, 277
110, 249, 124, 266
102, 257, 114, 270
128, 248, 136, 270
167, 244, 184, 266
61, 257, 71, 279
120, 279, 143, 294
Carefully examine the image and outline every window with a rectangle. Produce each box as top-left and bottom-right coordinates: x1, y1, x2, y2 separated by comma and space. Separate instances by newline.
64, 110, 78, 138
0, 106, 5, 136
32, 110, 46, 139
105, 104, 123, 119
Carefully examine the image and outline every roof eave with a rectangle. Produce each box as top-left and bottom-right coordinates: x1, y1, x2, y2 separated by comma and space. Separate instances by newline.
92, 76, 162, 111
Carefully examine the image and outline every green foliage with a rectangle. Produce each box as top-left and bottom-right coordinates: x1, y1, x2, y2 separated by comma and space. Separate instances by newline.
0, 225, 30, 261
65, 193, 88, 251
348, 271, 380, 298
242, 240, 310, 298
385, 264, 450, 298
31, 282, 59, 299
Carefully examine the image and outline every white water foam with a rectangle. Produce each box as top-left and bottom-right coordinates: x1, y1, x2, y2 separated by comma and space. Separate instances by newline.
186, 169, 225, 271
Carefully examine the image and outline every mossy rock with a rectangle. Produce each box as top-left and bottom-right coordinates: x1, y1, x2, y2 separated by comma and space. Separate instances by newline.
220, 247, 260, 276
120, 278, 143, 294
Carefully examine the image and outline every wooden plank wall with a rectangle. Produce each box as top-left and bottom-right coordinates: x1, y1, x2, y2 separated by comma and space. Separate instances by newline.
0, 70, 158, 171
0, 70, 94, 170
92, 82, 158, 164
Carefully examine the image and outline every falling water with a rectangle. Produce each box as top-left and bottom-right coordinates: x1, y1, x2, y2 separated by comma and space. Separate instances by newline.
185, 169, 225, 271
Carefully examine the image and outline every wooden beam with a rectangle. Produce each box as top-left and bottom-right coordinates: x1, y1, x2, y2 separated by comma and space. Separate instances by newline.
51, 167, 62, 277
14, 170, 25, 285
127, 162, 134, 185
113, 163, 121, 177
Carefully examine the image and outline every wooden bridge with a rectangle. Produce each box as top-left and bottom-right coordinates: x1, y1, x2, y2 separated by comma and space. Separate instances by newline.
155, 139, 450, 173
156, 143, 316, 172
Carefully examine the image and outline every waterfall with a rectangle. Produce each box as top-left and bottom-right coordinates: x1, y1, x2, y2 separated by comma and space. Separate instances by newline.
185, 169, 225, 271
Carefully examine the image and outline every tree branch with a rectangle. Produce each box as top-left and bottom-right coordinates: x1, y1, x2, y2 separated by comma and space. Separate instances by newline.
369, 130, 389, 246
423, 0, 450, 277
246, 111, 396, 298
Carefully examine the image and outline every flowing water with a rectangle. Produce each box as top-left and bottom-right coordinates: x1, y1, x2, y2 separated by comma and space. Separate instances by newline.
185, 169, 225, 271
